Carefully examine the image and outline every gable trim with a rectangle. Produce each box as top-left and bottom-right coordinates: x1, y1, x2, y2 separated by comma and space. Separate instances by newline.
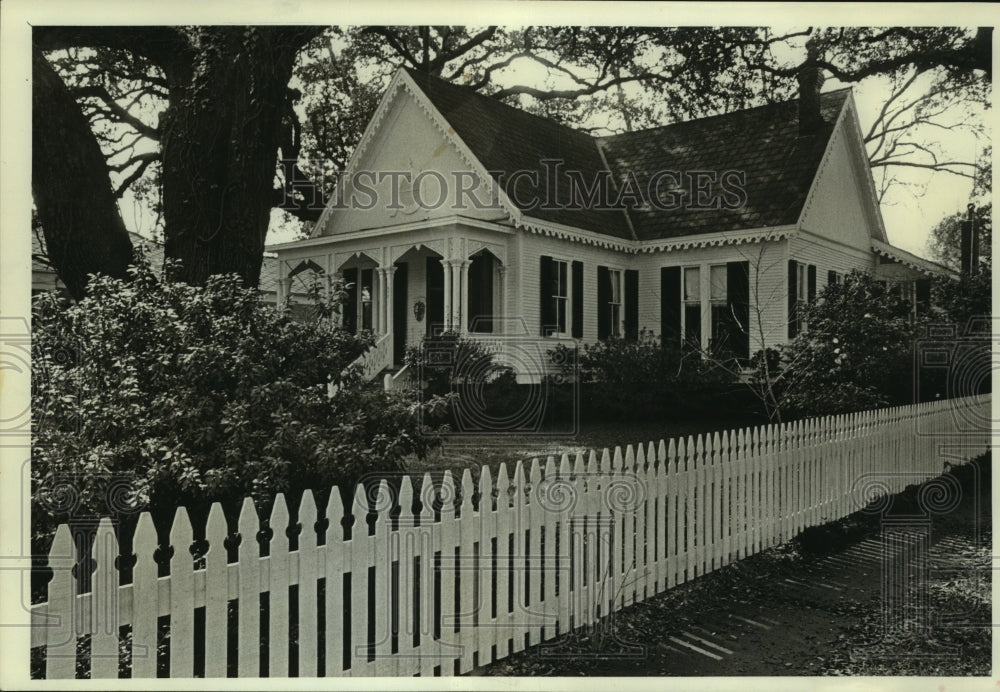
796, 92, 888, 243
309, 71, 524, 239
871, 238, 956, 278
515, 216, 635, 253
636, 225, 798, 253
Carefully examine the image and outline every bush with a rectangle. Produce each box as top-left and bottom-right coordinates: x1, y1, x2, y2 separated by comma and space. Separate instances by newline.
552, 330, 737, 421
771, 270, 924, 417
31, 250, 445, 552
403, 332, 516, 430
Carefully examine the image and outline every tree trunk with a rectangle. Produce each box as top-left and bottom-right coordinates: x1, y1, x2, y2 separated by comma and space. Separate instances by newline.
32, 47, 133, 300
159, 28, 311, 288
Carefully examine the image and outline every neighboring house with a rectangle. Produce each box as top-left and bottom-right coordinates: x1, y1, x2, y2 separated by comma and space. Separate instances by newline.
31, 231, 311, 311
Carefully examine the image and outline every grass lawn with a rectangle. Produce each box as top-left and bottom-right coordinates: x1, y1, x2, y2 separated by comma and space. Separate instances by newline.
402, 412, 762, 479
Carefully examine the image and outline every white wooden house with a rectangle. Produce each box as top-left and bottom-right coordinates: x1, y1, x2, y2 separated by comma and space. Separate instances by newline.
271, 67, 951, 383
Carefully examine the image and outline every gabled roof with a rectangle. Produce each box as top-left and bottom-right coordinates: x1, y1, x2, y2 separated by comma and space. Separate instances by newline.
404, 68, 633, 240
404, 68, 852, 243
599, 91, 851, 240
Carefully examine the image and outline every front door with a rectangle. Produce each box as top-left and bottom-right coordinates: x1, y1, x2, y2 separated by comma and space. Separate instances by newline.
467, 252, 494, 333
426, 256, 444, 337
393, 262, 408, 364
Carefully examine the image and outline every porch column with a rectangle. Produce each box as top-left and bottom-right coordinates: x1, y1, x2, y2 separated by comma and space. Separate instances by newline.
443, 260, 453, 332
497, 265, 507, 335
277, 277, 290, 306
385, 265, 396, 343
332, 271, 343, 327
376, 267, 387, 334
450, 260, 464, 335
458, 260, 470, 335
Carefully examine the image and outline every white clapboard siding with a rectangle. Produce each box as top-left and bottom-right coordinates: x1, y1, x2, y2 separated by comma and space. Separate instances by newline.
32, 395, 990, 679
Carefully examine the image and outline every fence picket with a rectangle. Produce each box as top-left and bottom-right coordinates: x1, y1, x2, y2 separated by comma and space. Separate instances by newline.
494, 464, 512, 661
634, 444, 649, 601
570, 457, 586, 630
324, 487, 347, 677
90, 518, 119, 679
394, 477, 416, 678
268, 494, 290, 677
417, 473, 437, 679
348, 484, 370, 676
694, 435, 707, 577
372, 481, 393, 676
526, 459, 544, 648
297, 491, 318, 677
476, 466, 496, 664
131, 513, 158, 679
204, 504, 229, 678
654, 441, 668, 592
557, 455, 572, 636
44, 524, 77, 679
237, 498, 260, 677
510, 462, 528, 655
458, 470, 477, 673
169, 507, 195, 678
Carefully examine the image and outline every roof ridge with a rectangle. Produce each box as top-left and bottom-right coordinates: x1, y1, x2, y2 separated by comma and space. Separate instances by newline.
403, 66, 851, 147
402, 66, 591, 141
598, 87, 852, 143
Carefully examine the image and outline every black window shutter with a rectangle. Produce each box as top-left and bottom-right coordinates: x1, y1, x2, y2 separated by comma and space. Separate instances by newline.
539, 256, 555, 336
827, 269, 837, 286
624, 269, 639, 341
788, 259, 798, 339
343, 267, 358, 333
727, 261, 750, 360
915, 278, 931, 313
661, 266, 681, 346
807, 264, 817, 303
597, 266, 611, 339
571, 260, 584, 339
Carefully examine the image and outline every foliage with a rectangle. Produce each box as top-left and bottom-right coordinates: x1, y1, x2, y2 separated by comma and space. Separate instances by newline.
551, 330, 737, 421
932, 268, 992, 331
31, 249, 443, 550
927, 202, 992, 272
403, 332, 515, 429
32, 26, 991, 296
763, 271, 924, 417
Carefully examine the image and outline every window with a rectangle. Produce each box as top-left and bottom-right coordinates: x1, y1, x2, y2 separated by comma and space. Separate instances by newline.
553, 259, 569, 335
360, 268, 374, 331
609, 269, 622, 337
683, 266, 701, 347
709, 265, 729, 352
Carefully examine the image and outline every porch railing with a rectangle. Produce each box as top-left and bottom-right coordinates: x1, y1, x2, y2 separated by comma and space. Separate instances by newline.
327, 333, 393, 397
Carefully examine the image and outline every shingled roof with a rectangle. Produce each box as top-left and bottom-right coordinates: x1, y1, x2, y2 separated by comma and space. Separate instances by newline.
404, 68, 633, 240
599, 90, 851, 240
404, 68, 852, 242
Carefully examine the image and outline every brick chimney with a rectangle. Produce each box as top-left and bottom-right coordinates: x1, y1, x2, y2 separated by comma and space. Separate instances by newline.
796, 61, 826, 136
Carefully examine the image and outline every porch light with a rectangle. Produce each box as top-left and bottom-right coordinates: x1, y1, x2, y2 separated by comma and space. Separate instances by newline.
413, 300, 426, 322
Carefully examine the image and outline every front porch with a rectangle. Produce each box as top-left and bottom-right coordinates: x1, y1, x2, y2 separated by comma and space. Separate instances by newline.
272, 231, 511, 378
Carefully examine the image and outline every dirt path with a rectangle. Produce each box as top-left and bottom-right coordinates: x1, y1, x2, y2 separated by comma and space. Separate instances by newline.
476, 456, 991, 676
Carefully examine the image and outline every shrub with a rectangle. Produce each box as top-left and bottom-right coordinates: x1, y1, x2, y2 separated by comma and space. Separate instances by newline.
552, 330, 737, 421
403, 332, 515, 430
772, 270, 925, 417
31, 250, 445, 552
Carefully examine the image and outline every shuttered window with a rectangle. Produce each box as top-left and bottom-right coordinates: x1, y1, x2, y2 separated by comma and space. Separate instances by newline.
540, 255, 575, 337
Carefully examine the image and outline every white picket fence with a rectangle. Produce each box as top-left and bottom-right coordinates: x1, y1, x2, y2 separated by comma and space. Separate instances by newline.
31, 394, 991, 678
